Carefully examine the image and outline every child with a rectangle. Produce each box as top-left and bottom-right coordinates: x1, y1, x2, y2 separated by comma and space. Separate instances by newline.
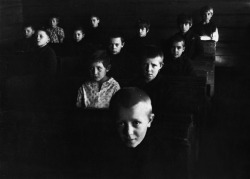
108, 32, 136, 81
69, 26, 89, 56
127, 19, 157, 57
15, 24, 36, 53
86, 14, 107, 49
76, 50, 120, 109
31, 28, 57, 76
173, 14, 199, 58
99, 87, 183, 178
193, 5, 219, 42
47, 15, 65, 43
130, 45, 169, 114
163, 35, 196, 76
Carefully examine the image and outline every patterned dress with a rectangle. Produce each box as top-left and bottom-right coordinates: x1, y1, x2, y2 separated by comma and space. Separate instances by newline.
47, 26, 65, 43
76, 77, 120, 109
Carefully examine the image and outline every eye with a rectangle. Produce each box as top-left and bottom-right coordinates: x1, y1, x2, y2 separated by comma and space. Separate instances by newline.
117, 122, 125, 127
132, 121, 141, 126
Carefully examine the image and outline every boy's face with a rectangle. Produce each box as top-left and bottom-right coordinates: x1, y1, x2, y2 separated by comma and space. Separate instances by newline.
37, 30, 50, 47
139, 27, 148, 37
91, 17, 100, 28
171, 41, 185, 59
51, 18, 58, 28
24, 27, 35, 38
74, 30, 84, 42
116, 102, 154, 148
109, 37, 124, 55
90, 61, 109, 83
142, 56, 163, 82
203, 10, 213, 23
179, 23, 191, 34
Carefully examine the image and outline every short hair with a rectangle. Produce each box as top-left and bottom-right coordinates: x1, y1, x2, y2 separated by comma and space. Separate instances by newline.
91, 14, 100, 20
109, 32, 125, 43
171, 35, 185, 47
36, 27, 50, 38
139, 45, 164, 64
49, 14, 60, 22
200, 5, 214, 16
137, 18, 151, 30
24, 23, 35, 30
110, 87, 152, 116
177, 14, 193, 26
74, 26, 85, 34
88, 50, 111, 68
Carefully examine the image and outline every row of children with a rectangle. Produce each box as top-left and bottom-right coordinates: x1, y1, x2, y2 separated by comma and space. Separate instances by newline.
15, 5, 218, 57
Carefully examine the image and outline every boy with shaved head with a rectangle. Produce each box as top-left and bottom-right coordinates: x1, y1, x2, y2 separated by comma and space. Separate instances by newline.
98, 87, 185, 179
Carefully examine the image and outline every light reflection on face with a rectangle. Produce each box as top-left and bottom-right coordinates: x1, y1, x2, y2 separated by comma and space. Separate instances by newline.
116, 102, 154, 148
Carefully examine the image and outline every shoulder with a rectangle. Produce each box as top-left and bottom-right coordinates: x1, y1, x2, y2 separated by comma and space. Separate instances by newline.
107, 77, 120, 88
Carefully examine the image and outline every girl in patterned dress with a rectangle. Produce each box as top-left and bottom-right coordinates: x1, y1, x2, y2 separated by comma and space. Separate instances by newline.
76, 50, 120, 109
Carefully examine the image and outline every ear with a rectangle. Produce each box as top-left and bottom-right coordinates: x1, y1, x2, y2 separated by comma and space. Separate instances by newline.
160, 62, 164, 69
121, 42, 125, 48
106, 64, 111, 72
147, 113, 154, 128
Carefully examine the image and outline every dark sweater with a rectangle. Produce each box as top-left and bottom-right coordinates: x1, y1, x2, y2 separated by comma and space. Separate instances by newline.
163, 55, 196, 77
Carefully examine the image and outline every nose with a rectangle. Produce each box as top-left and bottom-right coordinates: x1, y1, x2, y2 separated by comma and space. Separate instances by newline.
127, 124, 134, 136
146, 64, 152, 72
94, 68, 98, 75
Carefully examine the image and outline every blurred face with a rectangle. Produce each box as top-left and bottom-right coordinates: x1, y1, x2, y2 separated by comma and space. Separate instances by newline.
74, 30, 84, 42
90, 61, 109, 83
37, 30, 50, 47
142, 56, 163, 83
116, 102, 154, 148
179, 23, 191, 34
109, 37, 124, 55
203, 10, 213, 23
139, 27, 148, 37
51, 18, 59, 28
171, 41, 185, 59
91, 17, 100, 28
24, 27, 35, 38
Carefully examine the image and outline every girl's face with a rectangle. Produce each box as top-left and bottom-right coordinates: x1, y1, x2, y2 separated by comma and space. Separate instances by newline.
90, 61, 109, 83
51, 18, 58, 27
91, 17, 100, 28
37, 30, 50, 47
74, 30, 84, 42
202, 10, 213, 23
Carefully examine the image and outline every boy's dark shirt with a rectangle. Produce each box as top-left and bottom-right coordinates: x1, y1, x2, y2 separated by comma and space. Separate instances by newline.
108, 50, 137, 82
100, 133, 185, 179
127, 34, 158, 57
86, 26, 107, 49
174, 30, 199, 59
130, 74, 171, 114
163, 55, 196, 77
15, 36, 36, 54
193, 21, 217, 37
69, 40, 90, 57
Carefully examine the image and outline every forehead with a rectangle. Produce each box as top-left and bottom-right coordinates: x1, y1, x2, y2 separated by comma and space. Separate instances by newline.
91, 61, 105, 67
110, 37, 122, 43
143, 56, 162, 64
116, 102, 150, 121
204, 10, 213, 14
25, 27, 33, 30
91, 17, 99, 20
51, 17, 58, 21
38, 30, 47, 36
75, 30, 83, 34
172, 41, 184, 47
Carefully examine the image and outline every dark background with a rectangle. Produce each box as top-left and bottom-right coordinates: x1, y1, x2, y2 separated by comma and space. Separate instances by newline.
1, 0, 250, 178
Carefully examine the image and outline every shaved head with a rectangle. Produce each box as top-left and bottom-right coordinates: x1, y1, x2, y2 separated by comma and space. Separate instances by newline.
110, 87, 153, 117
